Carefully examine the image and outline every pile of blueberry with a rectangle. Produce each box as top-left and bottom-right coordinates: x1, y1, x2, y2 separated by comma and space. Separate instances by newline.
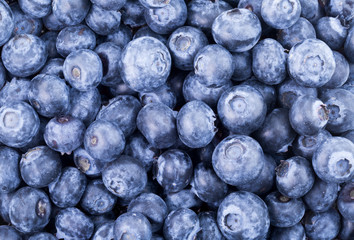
0, 0, 354, 239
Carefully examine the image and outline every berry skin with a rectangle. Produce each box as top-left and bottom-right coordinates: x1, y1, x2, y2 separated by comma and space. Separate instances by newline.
9, 187, 51, 233
212, 135, 264, 186
312, 137, 354, 183
0, 101, 40, 148
119, 37, 171, 92
102, 155, 147, 200
217, 85, 266, 135
261, 0, 301, 29
217, 191, 270, 240
44, 115, 86, 154
2, 34, 47, 77
177, 100, 216, 148
212, 8, 262, 53
288, 39, 336, 88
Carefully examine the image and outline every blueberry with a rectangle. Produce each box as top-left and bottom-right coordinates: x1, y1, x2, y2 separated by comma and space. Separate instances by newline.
276, 156, 315, 198
127, 193, 168, 232
289, 95, 329, 136
303, 177, 338, 213
252, 38, 287, 85
154, 149, 193, 192
9, 187, 51, 233
40, 58, 64, 77
277, 17, 316, 49
12, 3, 43, 36
0, 101, 40, 148
298, 0, 324, 24
105, 24, 133, 49
212, 135, 264, 186
187, 0, 232, 34
133, 25, 167, 44
217, 191, 270, 240
92, 221, 115, 240
197, 212, 224, 240
177, 100, 216, 148
277, 77, 318, 109
218, 85, 266, 135
231, 51, 252, 82
321, 88, 354, 134
102, 155, 147, 200
337, 182, 354, 221
96, 95, 141, 137
163, 208, 200, 240
195, 45, 234, 87
68, 88, 102, 126
28, 232, 57, 240
0, 191, 15, 223
137, 103, 177, 149
114, 212, 152, 240
261, 0, 301, 29
124, 132, 159, 171
52, 0, 91, 26
18, 0, 51, 18
266, 191, 305, 228
288, 39, 336, 88
303, 208, 341, 240
73, 147, 103, 177
80, 179, 117, 215
293, 129, 331, 160
120, 37, 171, 92
85, 4, 122, 36
240, 77, 277, 113
55, 207, 94, 240
183, 72, 233, 108
0, 0, 14, 46
270, 223, 306, 240
0, 226, 22, 240
167, 26, 208, 71
56, 24, 96, 58
20, 146, 62, 188
28, 74, 70, 118
0, 147, 20, 193
84, 120, 125, 163
254, 108, 296, 154
63, 49, 103, 91
191, 163, 228, 205
2, 34, 47, 77
164, 189, 202, 212
94, 42, 123, 87
91, 0, 126, 11
44, 115, 85, 154
212, 8, 261, 52
237, 154, 276, 195
144, 0, 187, 35
325, 51, 350, 89
316, 16, 347, 50
49, 167, 87, 208
139, 84, 177, 109
312, 137, 354, 183
121, 0, 146, 28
